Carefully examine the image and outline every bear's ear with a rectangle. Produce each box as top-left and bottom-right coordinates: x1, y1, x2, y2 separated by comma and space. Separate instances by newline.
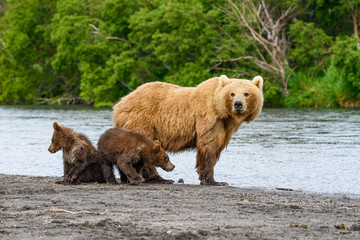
218, 75, 231, 88
152, 140, 161, 153
53, 122, 62, 131
252, 76, 263, 90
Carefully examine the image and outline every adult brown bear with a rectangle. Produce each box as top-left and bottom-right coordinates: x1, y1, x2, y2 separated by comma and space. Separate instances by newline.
112, 75, 264, 185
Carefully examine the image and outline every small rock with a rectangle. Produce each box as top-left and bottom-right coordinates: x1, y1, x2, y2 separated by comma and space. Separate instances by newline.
350, 224, 360, 231
178, 178, 184, 184
96, 218, 112, 227
166, 230, 172, 235
83, 221, 93, 226
20, 205, 32, 211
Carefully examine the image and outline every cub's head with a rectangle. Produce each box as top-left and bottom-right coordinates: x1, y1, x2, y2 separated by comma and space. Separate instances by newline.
215, 75, 264, 122
149, 140, 175, 172
48, 122, 74, 153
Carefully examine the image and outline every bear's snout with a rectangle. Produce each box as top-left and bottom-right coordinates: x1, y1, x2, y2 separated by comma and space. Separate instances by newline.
164, 162, 175, 172
48, 146, 56, 153
48, 144, 58, 153
234, 101, 243, 112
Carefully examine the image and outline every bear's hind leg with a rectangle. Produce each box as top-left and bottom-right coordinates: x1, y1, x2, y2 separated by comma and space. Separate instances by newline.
77, 163, 106, 183
101, 161, 118, 184
118, 167, 130, 184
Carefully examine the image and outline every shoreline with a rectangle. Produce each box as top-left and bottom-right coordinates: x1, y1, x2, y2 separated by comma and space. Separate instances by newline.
1, 174, 360, 239
4, 172, 360, 199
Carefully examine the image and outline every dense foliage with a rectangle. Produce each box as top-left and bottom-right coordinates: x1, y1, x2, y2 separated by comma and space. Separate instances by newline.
0, 0, 359, 107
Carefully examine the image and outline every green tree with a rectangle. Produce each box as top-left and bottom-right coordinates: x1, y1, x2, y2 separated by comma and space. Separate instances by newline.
78, 0, 141, 106
48, 0, 100, 101
125, 0, 220, 87
305, 0, 351, 36
331, 35, 360, 101
0, 0, 57, 103
288, 19, 332, 69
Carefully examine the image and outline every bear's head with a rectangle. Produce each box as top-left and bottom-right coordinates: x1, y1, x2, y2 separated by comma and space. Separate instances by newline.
48, 122, 74, 153
149, 140, 175, 172
215, 75, 263, 122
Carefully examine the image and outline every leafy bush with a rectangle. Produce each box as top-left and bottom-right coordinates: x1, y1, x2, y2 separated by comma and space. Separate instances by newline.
331, 35, 360, 101
288, 19, 332, 69
284, 65, 355, 108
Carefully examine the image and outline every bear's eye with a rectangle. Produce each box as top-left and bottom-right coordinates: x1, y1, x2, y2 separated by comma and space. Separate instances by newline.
230, 92, 235, 97
244, 93, 250, 97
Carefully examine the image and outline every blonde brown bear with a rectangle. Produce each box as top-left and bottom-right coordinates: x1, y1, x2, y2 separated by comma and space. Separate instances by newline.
112, 75, 264, 185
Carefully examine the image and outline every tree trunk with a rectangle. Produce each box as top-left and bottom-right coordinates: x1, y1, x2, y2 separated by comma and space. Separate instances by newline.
216, 0, 297, 94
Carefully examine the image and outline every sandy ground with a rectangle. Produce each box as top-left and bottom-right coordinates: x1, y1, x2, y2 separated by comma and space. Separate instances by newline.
1, 174, 360, 240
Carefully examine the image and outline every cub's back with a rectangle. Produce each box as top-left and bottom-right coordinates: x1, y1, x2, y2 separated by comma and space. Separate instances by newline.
98, 128, 151, 153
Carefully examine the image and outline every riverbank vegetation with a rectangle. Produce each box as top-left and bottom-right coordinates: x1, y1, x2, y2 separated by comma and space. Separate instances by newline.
0, 0, 360, 108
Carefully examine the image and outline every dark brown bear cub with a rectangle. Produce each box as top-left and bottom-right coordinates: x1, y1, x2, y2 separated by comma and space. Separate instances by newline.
48, 122, 105, 184
98, 128, 175, 185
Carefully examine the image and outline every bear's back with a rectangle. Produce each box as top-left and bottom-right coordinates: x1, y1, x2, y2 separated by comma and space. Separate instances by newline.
112, 82, 196, 145
117, 81, 194, 110
98, 128, 152, 156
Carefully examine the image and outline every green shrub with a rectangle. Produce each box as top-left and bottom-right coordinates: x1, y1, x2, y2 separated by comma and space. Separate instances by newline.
288, 19, 332, 69
263, 81, 283, 107
284, 65, 357, 108
331, 35, 360, 101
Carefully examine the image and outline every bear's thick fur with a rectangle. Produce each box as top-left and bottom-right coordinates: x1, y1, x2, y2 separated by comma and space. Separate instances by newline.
112, 75, 263, 185
48, 122, 106, 184
97, 128, 175, 185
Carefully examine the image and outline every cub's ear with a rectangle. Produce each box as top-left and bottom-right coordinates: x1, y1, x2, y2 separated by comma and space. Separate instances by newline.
252, 76, 263, 90
218, 75, 231, 88
53, 122, 61, 131
152, 140, 161, 153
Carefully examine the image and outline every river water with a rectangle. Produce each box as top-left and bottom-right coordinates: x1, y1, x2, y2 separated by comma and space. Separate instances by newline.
0, 105, 359, 196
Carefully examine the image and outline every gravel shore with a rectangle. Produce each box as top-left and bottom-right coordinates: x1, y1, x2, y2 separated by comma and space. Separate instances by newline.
1, 174, 359, 239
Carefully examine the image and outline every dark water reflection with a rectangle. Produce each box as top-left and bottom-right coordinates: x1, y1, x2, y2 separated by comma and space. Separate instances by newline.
0, 106, 359, 196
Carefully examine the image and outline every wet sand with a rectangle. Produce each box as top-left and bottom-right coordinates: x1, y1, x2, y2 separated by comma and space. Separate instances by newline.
1, 174, 359, 239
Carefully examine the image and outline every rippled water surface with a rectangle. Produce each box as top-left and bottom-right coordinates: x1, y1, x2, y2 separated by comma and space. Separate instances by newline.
0, 105, 359, 196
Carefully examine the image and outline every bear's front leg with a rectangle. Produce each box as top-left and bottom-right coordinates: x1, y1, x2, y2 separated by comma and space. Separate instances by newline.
65, 162, 88, 184
117, 159, 145, 185
60, 161, 72, 184
196, 148, 228, 186
141, 162, 174, 184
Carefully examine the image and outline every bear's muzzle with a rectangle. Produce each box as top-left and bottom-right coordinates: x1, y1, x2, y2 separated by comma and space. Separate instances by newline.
234, 101, 244, 113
